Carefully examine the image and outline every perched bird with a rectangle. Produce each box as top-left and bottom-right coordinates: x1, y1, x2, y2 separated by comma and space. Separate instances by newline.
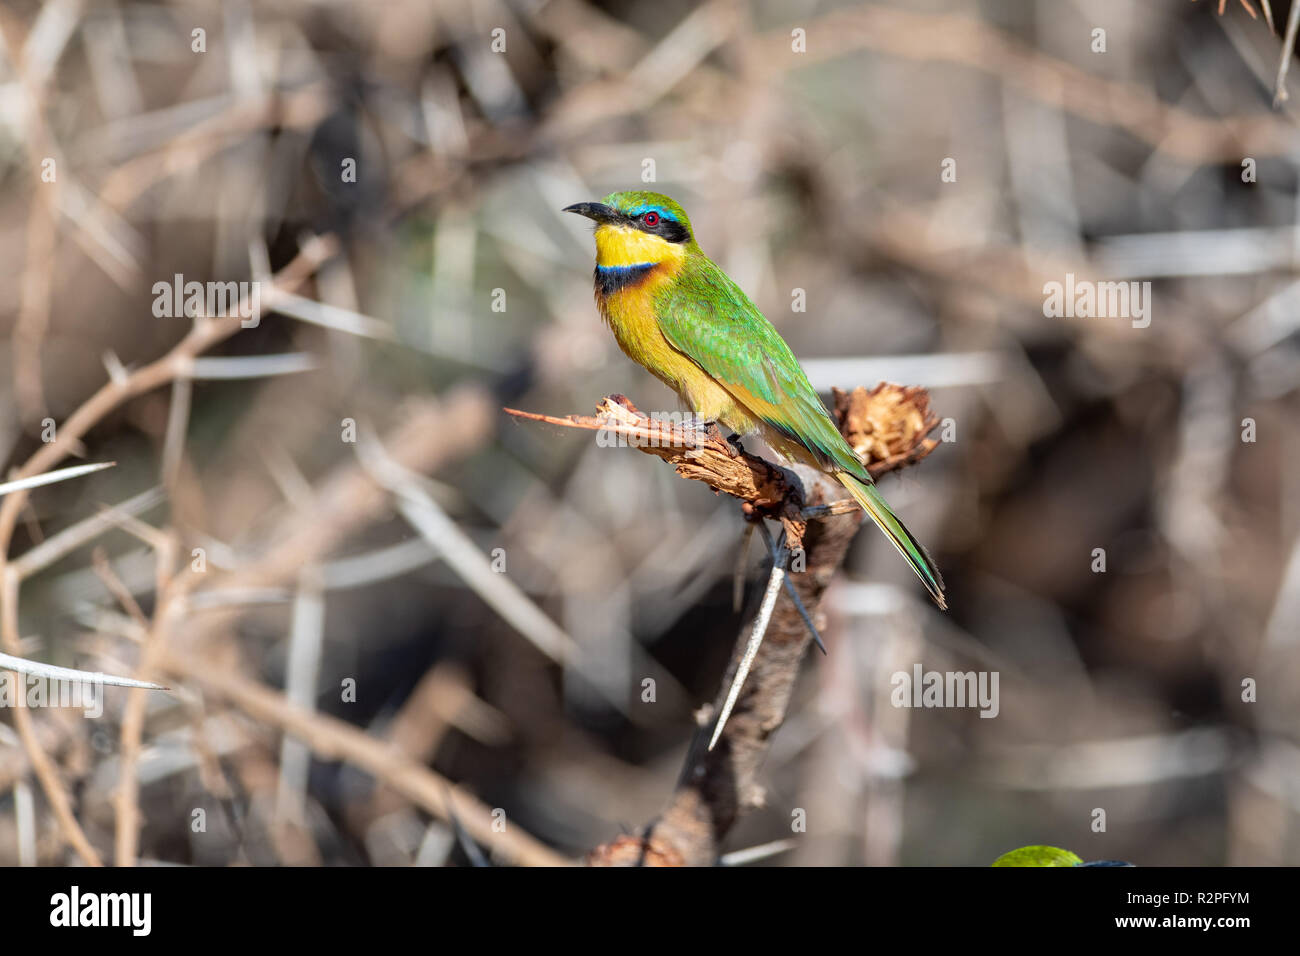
564, 191, 945, 608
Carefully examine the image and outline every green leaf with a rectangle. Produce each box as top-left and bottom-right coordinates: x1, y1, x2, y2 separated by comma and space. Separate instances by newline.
991, 845, 1084, 867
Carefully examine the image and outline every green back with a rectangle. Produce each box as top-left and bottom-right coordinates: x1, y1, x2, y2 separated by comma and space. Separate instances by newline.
652, 255, 870, 481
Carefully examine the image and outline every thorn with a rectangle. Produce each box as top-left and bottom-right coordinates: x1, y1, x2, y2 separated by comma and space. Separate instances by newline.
756, 521, 826, 653
0, 651, 167, 690
782, 575, 826, 655
718, 838, 798, 866
709, 531, 787, 752
0, 461, 116, 499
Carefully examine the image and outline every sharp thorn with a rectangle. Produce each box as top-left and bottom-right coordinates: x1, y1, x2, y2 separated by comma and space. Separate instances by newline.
709, 535, 787, 752
756, 521, 826, 654
782, 574, 827, 654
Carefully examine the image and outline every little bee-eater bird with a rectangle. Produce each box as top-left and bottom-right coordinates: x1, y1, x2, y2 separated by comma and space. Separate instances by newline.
564, 191, 946, 608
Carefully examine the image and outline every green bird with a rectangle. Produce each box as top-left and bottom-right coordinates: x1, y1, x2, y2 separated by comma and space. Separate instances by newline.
564, 191, 945, 608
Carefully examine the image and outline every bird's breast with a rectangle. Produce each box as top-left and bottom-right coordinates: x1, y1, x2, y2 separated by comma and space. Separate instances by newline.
594, 263, 668, 359
593, 264, 689, 388
593, 263, 742, 425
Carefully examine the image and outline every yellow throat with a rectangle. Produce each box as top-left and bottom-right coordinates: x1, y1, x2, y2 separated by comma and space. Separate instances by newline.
594, 223, 687, 270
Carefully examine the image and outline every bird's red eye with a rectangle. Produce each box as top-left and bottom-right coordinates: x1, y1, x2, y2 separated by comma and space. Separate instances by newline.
642, 211, 660, 227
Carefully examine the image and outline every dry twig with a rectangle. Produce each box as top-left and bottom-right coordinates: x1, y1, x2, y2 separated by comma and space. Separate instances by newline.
508, 383, 941, 865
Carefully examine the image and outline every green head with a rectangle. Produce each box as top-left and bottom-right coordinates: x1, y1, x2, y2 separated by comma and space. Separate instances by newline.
563, 191, 698, 267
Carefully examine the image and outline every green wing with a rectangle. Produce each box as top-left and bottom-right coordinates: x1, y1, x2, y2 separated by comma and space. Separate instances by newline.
652, 257, 868, 479
654, 256, 948, 609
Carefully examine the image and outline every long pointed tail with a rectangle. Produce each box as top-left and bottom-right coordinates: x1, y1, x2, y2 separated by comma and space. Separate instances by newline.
836, 472, 946, 610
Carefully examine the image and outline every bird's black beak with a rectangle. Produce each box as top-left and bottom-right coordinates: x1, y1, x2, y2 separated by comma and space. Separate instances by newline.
563, 202, 620, 224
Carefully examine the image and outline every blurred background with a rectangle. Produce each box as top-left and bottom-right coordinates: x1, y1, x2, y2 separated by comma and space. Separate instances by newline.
0, 0, 1297, 867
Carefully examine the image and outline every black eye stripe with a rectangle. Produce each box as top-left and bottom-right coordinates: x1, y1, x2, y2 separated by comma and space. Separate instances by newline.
616, 210, 691, 244
655, 220, 690, 243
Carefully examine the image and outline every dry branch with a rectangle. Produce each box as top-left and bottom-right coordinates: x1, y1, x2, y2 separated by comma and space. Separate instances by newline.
505, 384, 938, 554
508, 383, 940, 866
0, 235, 338, 866
156, 646, 571, 867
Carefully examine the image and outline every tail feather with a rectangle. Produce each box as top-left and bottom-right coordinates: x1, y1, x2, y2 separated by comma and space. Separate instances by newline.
836, 472, 946, 610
